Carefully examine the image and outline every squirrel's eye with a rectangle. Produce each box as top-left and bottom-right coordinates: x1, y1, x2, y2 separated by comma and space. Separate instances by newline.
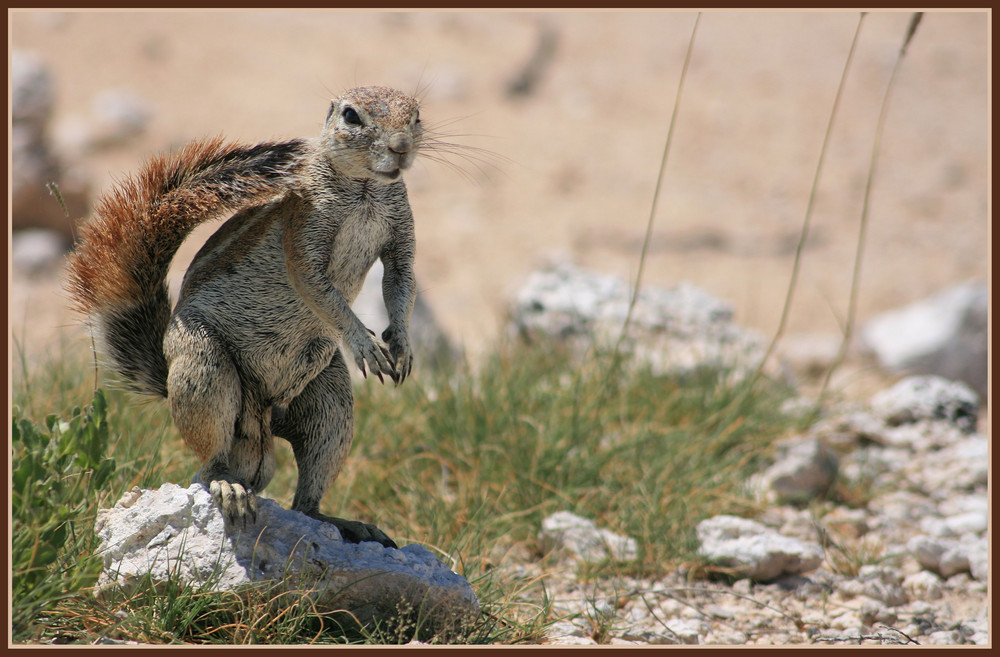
342, 107, 362, 126
414, 110, 421, 124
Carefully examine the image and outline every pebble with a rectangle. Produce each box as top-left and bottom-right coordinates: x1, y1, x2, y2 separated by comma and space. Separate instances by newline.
663, 619, 701, 644
539, 511, 638, 563
830, 611, 861, 631
705, 630, 748, 645
859, 599, 897, 627
902, 571, 943, 600
925, 630, 961, 645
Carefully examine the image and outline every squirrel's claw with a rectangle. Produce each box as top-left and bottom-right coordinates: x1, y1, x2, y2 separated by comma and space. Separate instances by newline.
351, 327, 396, 384
309, 512, 398, 549
209, 478, 257, 527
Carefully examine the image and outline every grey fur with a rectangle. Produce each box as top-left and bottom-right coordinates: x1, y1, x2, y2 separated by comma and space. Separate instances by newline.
74, 86, 423, 548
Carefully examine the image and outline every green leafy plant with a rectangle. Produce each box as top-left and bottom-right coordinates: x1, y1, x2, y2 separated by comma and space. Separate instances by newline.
11, 389, 117, 641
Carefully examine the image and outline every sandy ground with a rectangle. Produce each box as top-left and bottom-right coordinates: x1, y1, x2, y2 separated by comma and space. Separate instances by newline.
9, 10, 989, 402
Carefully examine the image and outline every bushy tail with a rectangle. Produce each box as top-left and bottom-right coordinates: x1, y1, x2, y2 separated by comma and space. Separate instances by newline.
65, 136, 308, 397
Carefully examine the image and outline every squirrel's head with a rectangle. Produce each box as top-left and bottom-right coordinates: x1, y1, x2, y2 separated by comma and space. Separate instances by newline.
321, 86, 422, 183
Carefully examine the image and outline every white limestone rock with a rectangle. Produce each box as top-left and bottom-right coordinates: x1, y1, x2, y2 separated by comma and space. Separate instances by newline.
509, 263, 773, 379
907, 534, 987, 581
870, 375, 979, 433
695, 515, 823, 581
861, 282, 987, 400
539, 511, 638, 563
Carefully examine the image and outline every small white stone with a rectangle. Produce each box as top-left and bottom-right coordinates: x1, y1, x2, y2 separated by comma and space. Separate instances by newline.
705, 630, 748, 645
663, 619, 701, 644
925, 630, 961, 645
903, 571, 943, 600
539, 511, 638, 562
831, 611, 861, 631
696, 515, 823, 581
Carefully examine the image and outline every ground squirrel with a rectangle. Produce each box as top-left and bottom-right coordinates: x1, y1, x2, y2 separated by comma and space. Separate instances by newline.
66, 85, 426, 548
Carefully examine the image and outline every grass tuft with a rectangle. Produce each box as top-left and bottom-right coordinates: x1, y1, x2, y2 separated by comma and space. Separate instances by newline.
10, 336, 800, 644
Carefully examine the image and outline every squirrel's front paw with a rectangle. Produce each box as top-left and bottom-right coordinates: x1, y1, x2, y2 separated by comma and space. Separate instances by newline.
381, 326, 413, 385
209, 478, 258, 526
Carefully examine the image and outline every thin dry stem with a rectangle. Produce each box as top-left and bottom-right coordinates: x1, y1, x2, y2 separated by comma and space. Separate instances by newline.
617, 12, 701, 352
750, 12, 866, 390
818, 12, 923, 401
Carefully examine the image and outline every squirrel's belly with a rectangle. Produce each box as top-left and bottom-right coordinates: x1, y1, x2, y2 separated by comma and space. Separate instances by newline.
173, 285, 340, 404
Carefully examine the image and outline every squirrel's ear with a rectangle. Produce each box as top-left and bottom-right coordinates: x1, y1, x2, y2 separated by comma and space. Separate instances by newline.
324, 101, 337, 128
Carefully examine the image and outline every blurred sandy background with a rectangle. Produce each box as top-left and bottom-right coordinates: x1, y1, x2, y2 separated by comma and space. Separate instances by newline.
9, 10, 988, 399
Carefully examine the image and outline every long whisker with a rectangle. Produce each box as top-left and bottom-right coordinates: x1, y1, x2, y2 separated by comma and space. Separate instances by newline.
415, 125, 510, 182
416, 153, 484, 184
420, 145, 507, 181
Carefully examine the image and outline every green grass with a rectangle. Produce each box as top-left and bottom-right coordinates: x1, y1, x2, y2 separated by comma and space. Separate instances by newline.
10, 337, 802, 645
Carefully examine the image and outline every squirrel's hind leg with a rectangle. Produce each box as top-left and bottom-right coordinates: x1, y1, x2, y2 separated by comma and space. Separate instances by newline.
165, 320, 261, 526
272, 349, 397, 549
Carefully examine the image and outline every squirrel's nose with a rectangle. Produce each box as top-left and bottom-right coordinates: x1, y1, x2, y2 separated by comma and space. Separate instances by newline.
387, 133, 412, 155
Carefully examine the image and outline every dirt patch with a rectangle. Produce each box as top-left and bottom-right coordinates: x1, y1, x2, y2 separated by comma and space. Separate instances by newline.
10, 11, 987, 390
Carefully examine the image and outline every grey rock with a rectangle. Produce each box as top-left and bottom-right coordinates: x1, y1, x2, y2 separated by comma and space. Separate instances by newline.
763, 436, 838, 504
861, 282, 987, 401
870, 375, 979, 433
95, 483, 479, 635
538, 511, 637, 563
695, 515, 823, 581
509, 263, 772, 379
353, 259, 461, 370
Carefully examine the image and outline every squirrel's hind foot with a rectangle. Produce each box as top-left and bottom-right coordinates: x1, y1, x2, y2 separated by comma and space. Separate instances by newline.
208, 478, 259, 527
309, 512, 398, 549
